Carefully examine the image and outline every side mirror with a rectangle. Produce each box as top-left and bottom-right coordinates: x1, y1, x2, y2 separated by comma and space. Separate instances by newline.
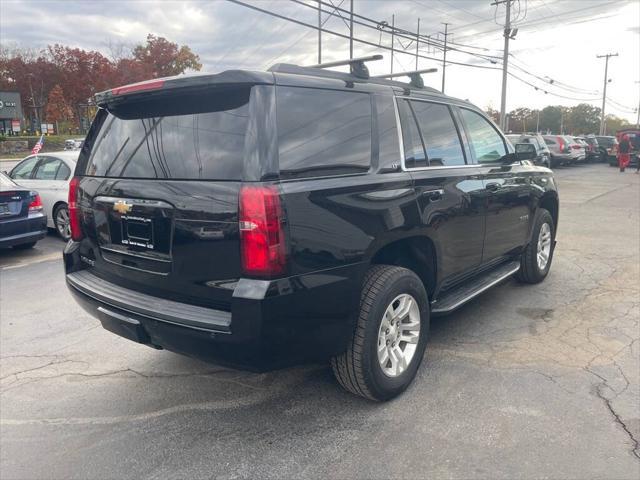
515, 143, 537, 161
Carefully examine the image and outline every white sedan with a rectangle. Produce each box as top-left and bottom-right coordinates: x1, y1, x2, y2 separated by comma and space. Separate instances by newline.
9, 151, 79, 240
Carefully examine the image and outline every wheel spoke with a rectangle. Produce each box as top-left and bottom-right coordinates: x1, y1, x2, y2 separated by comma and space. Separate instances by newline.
399, 332, 419, 344
394, 296, 413, 321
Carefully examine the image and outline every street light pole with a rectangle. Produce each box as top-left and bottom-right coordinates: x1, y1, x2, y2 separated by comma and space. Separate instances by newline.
597, 53, 618, 135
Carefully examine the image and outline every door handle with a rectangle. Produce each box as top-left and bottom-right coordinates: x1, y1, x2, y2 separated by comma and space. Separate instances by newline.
486, 182, 501, 193
422, 189, 444, 201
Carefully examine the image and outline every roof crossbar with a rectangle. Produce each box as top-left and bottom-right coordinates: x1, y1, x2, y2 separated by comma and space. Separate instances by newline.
308, 54, 383, 79
373, 68, 438, 89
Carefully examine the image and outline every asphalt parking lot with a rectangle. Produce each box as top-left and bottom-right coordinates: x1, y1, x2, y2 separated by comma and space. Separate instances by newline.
1, 163, 638, 479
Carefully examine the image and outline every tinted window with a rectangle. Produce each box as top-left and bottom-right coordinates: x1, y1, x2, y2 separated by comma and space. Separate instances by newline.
11, 156, 39, 179
56, 162, 71, 180
408, 100, 465, 167
33, 157, 63, 180
84, 88, 251, 179
461, 109, 507, 163
544, 138, 556, 145
397, 99, 428, 168
277, 87, 371, 178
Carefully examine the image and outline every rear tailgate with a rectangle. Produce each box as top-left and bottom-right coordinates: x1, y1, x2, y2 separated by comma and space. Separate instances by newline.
74, 83, 267, 310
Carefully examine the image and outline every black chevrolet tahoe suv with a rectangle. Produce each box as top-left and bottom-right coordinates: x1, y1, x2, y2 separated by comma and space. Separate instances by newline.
64, 56, 558, 401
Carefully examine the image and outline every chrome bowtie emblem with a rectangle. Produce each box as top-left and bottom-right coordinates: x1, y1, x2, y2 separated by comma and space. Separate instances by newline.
113, 200, 132, 214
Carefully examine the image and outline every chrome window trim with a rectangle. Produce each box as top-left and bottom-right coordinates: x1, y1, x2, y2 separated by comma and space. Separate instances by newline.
393, 95, 481, 172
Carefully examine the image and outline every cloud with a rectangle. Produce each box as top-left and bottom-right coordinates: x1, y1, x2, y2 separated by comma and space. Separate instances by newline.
1, 0, 637, 121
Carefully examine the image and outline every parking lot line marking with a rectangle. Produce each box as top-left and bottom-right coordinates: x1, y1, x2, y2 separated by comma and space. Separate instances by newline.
0, 252, 62, 271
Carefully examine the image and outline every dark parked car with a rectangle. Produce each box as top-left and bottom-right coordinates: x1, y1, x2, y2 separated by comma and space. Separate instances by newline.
64, 57, 559, 400
581, 136, 600, 162
595, 136, 619, 165
506, 133, 551, 168
0, 172, 47, 249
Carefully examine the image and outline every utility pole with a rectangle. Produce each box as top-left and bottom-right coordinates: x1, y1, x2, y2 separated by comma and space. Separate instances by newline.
415, 18, 420, 70
536, 109, 540, 133
597, 53, 618, 135
492, 0, 514, 131
390, 14, 395, 74
349, 0, 354, 59
440, 22, 450, 93
27, 73, 40, 134
636, 80, 640, 128
317, 0, 321, 63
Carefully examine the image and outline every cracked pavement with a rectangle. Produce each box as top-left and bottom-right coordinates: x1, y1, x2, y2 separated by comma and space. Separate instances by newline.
1, 164, 639, 479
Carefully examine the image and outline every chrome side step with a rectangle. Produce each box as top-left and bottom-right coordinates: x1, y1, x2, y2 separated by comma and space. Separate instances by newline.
430, 260, 520, 315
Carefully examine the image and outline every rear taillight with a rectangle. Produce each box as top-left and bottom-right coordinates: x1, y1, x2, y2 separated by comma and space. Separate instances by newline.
28, 193, 43, 212
239, 185, 286, 277
571, 144, 581, 150
68, 176, 83, 241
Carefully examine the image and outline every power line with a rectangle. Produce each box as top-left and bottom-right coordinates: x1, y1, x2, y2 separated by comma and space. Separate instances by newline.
227, 0, 502, 72
454, 1, 623, 42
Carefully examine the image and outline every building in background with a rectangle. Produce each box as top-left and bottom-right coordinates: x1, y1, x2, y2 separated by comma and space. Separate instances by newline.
0, 91, 24, 135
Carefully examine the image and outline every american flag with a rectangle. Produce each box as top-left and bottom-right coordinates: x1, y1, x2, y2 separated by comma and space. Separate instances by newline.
31, 134, 44, 155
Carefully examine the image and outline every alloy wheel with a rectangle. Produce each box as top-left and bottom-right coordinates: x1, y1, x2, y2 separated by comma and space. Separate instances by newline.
537, 222, 552, 270
56, 207, 71, 240
377, 294, 421, 377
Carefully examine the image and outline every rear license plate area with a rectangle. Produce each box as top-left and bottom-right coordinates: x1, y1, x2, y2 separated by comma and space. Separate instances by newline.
122, 216, 154, 249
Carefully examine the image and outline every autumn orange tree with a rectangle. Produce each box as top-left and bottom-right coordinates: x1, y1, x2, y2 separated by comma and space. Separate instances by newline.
0, 35, 202, 130
45, 85, 74, 124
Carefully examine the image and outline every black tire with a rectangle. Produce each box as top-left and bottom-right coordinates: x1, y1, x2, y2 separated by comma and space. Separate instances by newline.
517, 208, 555, 284
331, 265, 429, 401
54, 204, 71, 241
13, 242, 36, 250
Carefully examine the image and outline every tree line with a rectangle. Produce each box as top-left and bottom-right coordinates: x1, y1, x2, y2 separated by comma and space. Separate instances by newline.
0, 35, 202, 133
486, 104, 634, 136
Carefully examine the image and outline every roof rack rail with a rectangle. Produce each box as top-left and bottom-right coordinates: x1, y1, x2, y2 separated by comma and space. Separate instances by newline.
373, 68, 438, 89
308, 54, 383, 79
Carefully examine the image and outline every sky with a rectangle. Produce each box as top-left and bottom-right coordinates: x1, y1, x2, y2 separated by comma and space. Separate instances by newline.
1, 0, 639, 122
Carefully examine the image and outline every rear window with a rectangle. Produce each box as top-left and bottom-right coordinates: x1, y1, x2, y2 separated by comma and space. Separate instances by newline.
83, 88, 251, 180
276, 87, 372, 179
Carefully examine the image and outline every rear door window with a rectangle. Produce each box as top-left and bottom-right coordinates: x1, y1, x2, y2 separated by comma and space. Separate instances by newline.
83, 87, 252, 180
33, 157, 63, 180
276, 87, 372, 179
460, 108, 507, 163
11, 156, 39, 179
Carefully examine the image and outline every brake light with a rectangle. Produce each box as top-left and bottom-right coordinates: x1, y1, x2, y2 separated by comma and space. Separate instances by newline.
68, 176, 83, 241
557, 137, 565, 152
239, 185, 286, 277
111, 79, 164, 96
28, 193, 43, 212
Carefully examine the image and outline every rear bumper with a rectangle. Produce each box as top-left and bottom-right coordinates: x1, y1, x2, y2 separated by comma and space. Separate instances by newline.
0, 214, 47, 248
64, 242, 363, 370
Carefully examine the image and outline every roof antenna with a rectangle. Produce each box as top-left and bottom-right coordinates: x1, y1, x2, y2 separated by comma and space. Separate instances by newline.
309, 54, 384, 79
373, 68, 438, 89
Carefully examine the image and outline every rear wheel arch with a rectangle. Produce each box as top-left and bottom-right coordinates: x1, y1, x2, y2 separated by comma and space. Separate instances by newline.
53, 200, 68, 217
538, 193, 558, 232
369, 236, 438, 299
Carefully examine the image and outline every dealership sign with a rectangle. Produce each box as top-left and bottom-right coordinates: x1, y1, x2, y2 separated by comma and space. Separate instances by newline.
0, 100, 18, 109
